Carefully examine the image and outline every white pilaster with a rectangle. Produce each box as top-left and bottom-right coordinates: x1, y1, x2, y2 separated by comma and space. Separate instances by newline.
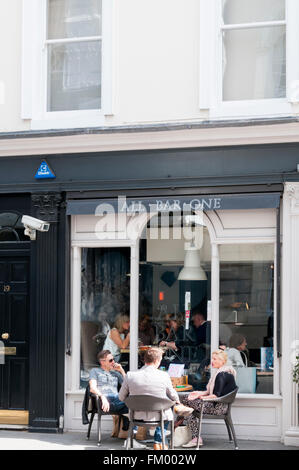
71, 246, 82, 391
282, 183, 299, 446
130, 241, 139, 371
211, 243, 220, 354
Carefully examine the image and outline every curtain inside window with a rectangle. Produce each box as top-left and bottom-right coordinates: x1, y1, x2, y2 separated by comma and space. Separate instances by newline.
222, 0, 286, 101
48, 0, 102, 39
222, 0, 285, 25
47, 0, 102, 111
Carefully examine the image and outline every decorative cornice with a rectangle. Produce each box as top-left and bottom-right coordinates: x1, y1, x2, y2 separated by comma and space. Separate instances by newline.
2, 121, 299, 156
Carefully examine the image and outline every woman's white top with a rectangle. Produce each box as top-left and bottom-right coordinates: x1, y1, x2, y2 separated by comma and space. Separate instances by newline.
227, 347, 246, 367
103, 328, 124, 359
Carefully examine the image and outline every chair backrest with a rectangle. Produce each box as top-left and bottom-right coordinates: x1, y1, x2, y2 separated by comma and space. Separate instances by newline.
217, 387, 238, 404
125, 394, 176, 412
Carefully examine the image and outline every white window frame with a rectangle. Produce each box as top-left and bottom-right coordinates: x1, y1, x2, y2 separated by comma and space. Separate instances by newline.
199, 0, 299, 119
22, 0, 114, 130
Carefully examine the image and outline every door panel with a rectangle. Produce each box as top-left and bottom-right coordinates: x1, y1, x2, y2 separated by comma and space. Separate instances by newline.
0, 256, 29, 412
7, 360, 27, 409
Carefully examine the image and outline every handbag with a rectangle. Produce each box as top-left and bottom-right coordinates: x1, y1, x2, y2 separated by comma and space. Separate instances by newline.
111, 415, 129, 439
173, 425, 192, 447
135, 426, 147, 440
235, 366, 257, 393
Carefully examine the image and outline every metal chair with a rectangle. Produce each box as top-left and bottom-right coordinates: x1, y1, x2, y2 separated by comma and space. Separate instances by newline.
85, 391, 124, 446
124, 395, 176, 450
193, 388, 239, 450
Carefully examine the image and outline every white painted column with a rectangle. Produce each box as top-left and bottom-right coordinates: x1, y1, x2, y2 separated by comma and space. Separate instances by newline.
130, 241, 139, 371
71, 245, 81, 391
211, 243, 220, 355
282, 183, 299, 446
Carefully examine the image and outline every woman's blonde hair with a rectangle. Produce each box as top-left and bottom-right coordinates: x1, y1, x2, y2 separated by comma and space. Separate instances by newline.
212, 349, 228, 364
114, 314, 130, 333
168, 313, 184, 328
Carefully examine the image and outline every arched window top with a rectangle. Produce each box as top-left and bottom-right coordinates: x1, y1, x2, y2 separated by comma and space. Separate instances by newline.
0, 212, 27, 242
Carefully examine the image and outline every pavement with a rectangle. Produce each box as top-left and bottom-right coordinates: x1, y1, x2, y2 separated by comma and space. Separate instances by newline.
0, 428, 297, 451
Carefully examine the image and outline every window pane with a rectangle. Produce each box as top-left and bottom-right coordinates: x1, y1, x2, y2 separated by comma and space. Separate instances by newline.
222, 0, 285, 25
219, 244, 274, 394
47, 40, 101, 111
139, 215, 211, 392
80, 248, 130, 389
48, 0, 102, 39
223, 26, 286, 101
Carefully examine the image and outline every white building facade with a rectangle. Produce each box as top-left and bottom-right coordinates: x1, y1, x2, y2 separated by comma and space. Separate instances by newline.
0, 0, 298, 445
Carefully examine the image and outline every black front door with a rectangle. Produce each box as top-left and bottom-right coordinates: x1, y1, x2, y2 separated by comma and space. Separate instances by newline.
0, 256, 30, 411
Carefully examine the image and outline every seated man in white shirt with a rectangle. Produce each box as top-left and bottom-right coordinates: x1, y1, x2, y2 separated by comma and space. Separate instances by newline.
119, 347, 193, 450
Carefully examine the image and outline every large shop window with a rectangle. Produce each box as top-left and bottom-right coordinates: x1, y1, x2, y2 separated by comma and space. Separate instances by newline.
78, 210, 276, 394
80, 247, 130, 389
138, 214, 212, 391
219, 244, 275, 394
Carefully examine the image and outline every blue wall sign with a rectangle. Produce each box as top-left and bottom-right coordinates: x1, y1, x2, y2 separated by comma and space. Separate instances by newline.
35, 161, 56, 179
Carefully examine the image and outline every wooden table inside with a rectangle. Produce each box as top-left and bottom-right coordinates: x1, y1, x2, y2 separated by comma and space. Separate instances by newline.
257, 370, 273, 376
174, 384, 193, 392
120, 346, 167, 354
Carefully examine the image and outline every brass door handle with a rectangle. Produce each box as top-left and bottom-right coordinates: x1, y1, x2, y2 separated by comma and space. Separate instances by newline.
1, 333, 9, 340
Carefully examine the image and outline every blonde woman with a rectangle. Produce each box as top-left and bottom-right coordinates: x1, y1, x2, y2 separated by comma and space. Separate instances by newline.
103, 314, 130, 362
180, 349, 237, 448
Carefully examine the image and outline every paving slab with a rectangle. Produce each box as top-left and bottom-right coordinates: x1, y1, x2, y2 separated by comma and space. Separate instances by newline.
0, 429, 297, 451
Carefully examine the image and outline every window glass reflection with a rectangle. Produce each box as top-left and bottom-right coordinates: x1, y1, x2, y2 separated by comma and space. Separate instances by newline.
219, 244, 274, 394
138, 215, 211, 391
80, 247, 130, 388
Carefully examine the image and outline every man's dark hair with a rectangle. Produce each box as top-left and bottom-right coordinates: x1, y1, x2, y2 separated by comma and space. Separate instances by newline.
229, 334, 246, 349
191, 310, 207, 321
97, 350, 111, 362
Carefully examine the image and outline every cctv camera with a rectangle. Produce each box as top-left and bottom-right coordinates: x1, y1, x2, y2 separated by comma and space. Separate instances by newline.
21, 215, 50, 232
21, 215, 50, 240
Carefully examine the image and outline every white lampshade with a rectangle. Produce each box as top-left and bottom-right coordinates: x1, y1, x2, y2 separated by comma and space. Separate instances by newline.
178, 246, 207, 281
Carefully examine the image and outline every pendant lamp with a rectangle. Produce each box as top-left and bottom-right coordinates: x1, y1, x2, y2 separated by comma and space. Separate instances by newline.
178, 244, 207, 281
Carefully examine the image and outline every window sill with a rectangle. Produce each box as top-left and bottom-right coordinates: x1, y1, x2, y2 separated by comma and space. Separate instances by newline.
236, 394, 282, 400
30, 111, 107, 131
209, 98, 293, 120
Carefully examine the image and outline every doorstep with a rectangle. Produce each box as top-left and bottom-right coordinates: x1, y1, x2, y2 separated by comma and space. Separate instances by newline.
0, 410, 29, 426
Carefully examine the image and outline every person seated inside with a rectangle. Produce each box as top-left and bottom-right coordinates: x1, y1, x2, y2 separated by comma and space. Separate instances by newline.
191, 310, 211, 357
103, 313, 130, 362
159, 313, 196, 363
119, 347, 194, 450
139, 314, 155, 346
158, 313, 172, 343
227, 333, 248, 367
179, 349, 237, 448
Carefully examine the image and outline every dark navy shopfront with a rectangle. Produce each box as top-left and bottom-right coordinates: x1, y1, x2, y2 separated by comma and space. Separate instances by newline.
0, 140, 299, 431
